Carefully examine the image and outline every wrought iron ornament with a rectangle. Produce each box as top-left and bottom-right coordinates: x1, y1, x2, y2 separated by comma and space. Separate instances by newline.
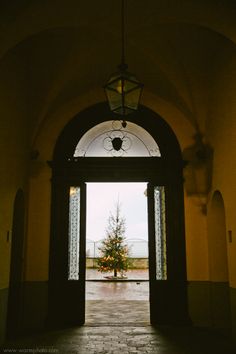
103, 120, 132, 156
154, 186, 167, 280
68, 187, 80, 280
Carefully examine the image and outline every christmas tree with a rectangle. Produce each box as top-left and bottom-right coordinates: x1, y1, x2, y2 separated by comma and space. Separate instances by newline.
97, 201, 130, 278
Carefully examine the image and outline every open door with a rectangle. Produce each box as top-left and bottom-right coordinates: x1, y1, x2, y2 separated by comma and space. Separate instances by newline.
48, 182, 86, 327
148, 183, 189, 325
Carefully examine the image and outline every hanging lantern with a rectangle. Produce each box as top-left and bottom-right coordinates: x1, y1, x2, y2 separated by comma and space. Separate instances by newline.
104, 63, 143, 115
104, 0, 143, 116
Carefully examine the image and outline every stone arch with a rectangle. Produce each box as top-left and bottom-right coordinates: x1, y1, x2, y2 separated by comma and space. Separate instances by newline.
208, 190, 228, 281
6, 189, 25, 338
207, 190, 231, 332
48, 102, 189, 326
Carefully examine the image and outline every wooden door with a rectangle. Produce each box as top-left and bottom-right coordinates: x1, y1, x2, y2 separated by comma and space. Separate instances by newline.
148, 183, 190, 325
48, 182, 86, 327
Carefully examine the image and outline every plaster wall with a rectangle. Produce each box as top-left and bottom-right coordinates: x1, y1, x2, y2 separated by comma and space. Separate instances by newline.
206, 53, 236, 289
0, 49, 29, 290
0, 49, 30, 344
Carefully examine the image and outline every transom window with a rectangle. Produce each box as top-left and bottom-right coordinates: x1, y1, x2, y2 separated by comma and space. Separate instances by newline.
74, 120, 161, 157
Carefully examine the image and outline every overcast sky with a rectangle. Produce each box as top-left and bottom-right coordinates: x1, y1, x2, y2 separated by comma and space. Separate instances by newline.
86, 182, 148, 241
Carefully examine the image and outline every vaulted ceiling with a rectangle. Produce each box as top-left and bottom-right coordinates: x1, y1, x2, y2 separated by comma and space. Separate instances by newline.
1, 0, 236, 139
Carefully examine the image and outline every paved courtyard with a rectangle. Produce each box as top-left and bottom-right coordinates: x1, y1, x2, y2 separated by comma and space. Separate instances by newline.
86, 268, 150, 325
86, 280, 149, 301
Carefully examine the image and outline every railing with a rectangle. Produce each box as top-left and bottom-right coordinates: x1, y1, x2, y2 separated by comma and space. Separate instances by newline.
86, 238, 148, 258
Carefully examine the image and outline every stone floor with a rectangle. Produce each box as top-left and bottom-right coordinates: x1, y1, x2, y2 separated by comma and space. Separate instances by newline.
2, 324, 235, 354
1, 278, 235, 353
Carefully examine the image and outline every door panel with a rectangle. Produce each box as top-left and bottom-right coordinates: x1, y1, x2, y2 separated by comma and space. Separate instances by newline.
67, 184, 86, 324
148, 183, 168, 324
148, 183, 190, 325
48, 182, 86, 327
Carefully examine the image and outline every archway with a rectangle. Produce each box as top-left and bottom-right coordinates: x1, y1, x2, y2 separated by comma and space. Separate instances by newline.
207, 190, 231, 333
6, 189, 25, 338
48, 103, 189, 327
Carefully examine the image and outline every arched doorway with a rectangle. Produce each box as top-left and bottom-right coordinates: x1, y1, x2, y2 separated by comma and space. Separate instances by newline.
208, 190, 231, 333
48, 103, 189, 327
6, 189, 25, 338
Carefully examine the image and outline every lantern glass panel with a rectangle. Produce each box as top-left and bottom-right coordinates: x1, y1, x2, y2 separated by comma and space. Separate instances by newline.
125, 87, 142, 110
105, 89, 122, 111
123, 78, 140, 93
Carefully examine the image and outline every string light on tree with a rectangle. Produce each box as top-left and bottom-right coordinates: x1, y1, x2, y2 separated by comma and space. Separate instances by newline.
97, 201, 131, 278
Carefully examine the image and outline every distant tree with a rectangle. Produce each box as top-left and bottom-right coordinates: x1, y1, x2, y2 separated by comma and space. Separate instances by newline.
97, 201, 130, 278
